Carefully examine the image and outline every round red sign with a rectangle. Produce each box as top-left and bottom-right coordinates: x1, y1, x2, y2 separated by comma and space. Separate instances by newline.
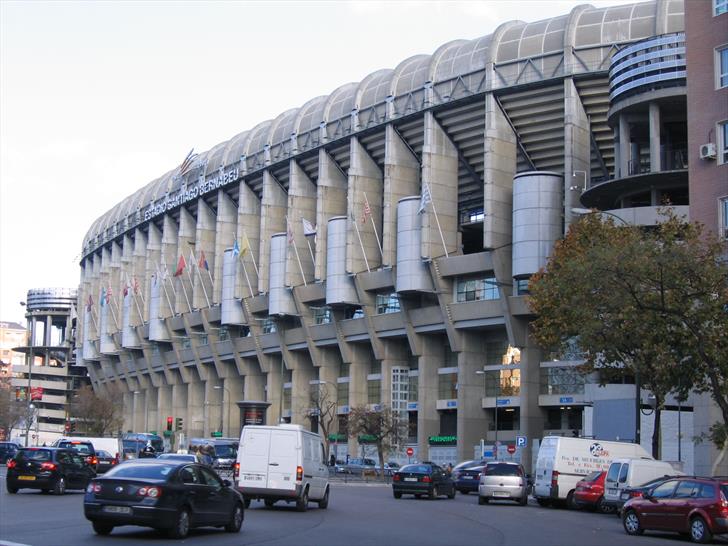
507, 444, 516, 454
406, 447, 414, 457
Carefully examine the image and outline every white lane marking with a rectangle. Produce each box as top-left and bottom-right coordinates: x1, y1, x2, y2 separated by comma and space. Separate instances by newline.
0, 540, 33, 546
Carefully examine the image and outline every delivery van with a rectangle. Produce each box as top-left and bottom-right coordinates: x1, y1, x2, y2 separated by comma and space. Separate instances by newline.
533, 436, 652, 507
603, 457, 682, 510
234, 424, 329, 511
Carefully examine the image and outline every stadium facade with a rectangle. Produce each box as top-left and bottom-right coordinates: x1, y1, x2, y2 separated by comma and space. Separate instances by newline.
78, 0, 724, 472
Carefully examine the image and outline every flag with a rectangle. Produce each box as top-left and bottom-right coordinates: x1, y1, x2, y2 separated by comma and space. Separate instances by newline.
178, 148, 198, 176
100, 287, 106, 307
361, 200, 372, 224
302, 217, 317, 237
418, 182, 432, 214
232, 239, 240, 258
240, 233, 251, 257
198, 250, 209, 271
132, 276, 140, 294
86, 295, 93, 312
287, 223, 294, 246
106, 285, 113, 304
123, 284, 129, 297
174, 254, 186, 277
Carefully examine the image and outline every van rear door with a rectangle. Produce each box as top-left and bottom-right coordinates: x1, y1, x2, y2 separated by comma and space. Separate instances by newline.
238, 427, 271, 489
268, 429, 298, 492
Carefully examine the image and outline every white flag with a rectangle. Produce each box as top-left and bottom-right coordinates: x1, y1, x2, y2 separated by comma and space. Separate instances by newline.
302, 217, 317, 237
418, 182, 432, 214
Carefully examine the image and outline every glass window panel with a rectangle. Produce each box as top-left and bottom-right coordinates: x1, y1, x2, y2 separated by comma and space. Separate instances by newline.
437, 372, 458, 399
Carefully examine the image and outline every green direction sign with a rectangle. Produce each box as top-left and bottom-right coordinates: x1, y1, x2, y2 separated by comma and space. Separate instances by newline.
428, 435, 457, 446
328, 433, 347, 442
211, 431, 223, 438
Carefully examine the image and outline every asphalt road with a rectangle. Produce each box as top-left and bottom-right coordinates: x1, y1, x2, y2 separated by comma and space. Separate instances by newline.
0, 470, 724, 546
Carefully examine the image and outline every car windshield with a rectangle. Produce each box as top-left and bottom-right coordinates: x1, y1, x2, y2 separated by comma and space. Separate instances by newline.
584, 471, 602, 482
400, 464, 430, 474
16, 449, 51, 462
485, 464, 521, 476
213, 445, 237, 458
97, 450, 111, 458
104, 463, 175, 479
62, 442, 93, 454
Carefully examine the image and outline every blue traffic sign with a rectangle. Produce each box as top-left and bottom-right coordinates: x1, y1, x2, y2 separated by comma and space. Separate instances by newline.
516, 435, 527, 447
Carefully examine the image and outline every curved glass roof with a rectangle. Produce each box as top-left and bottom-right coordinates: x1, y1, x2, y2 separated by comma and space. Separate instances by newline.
83, 0, 682, 255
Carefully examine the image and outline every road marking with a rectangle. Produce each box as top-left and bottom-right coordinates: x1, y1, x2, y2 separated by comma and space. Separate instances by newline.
1, 540, 33, 546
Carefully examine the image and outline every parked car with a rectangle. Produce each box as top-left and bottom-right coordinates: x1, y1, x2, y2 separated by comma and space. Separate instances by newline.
344, 458, 377, 475
455, 465, 484, 495
573, 471, 613, 512
603, 458, 682, 512
95, 450, 119, 474
622, 476, 728, 543
188, 438, 239, 470
84, 459, 244, 538
6, 447, 96, 495
618, 475, 679, 510
157, 453, 197, 464
0, 441, 20, 464
451, 459, 479, 481
478, 462, 529, 506
374, 462, 400, 476
392, 463, 456, 500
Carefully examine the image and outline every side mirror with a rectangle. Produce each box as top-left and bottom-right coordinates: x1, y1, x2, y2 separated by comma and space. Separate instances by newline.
223, 479, 231, 487
643, 492, 654, 501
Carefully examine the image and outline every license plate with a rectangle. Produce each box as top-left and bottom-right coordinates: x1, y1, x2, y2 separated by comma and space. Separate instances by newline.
102, 506, 132, 514
18, 476, 36, 481
608, 488, 618, 495
493, 491, 510, 497
463, 476, 473, 479
404, 477, 417, 482
621, 493, 630, 500
242, 473, 264, 482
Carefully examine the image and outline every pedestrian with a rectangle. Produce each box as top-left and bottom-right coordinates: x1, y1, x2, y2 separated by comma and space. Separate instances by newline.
329, 453, 336, 467
202, 444, 214, 466
139, 441, 156, 458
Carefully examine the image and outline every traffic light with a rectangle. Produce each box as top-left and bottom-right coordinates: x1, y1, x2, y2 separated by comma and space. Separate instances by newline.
175, 417, 183, 431
166, 416, 173, 431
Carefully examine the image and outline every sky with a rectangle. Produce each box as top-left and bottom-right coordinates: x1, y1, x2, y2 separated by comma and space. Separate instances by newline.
0, 0, 632, 325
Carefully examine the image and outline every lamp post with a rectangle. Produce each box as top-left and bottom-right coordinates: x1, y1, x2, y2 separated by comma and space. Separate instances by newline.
213, 385, 230, 437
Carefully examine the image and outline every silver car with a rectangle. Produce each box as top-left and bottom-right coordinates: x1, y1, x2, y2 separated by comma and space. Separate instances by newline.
478, 462, 529, 506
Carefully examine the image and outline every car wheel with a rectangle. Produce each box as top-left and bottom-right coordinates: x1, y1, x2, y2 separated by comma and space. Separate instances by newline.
429, 486, 438, 500
623, 509, 644, 536
566, 490, 578, 510
53, 476, 66, 496
168, 507, 191, 539
596, 496, 613, 514
318, 487, 330, 509
519, 495, 528, 506
447, 487, 455, 500
92, 522, 114, 536
296, 488, 309, 512
224, 503, 244, 533
536, 498, 550, 507
690, 516, 713, 544
6, 484, 18, 494
459, 489, 468, 495
264, 499, 276, 508
393, 491, 402, 499
478, 496, 488, 505
243, 498, 251, 509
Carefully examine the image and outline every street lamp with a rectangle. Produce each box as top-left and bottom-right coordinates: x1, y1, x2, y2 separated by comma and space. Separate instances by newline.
213, 385, 230, 437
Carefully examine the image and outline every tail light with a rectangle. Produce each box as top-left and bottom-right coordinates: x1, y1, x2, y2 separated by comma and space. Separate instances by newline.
393, 474, 401, 482
41, 462, 57, 471
234, 462, 240, 478
629, 490, 644, 499
296, 466, 303, 482
551, 470, 559, 489
476, 473, 482, 480
422, 476, 432, 483
7, 460, 16, 469
87, 456, 98, 466
137, 486, 161, 498
87, 482, 102, 493
112, 455, 119, 465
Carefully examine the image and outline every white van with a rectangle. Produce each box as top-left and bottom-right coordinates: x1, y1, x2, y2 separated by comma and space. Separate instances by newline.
235, 424, 329, 512
534, 436, 652, 507
603, 458, 682, 510
52, 437, 121, 460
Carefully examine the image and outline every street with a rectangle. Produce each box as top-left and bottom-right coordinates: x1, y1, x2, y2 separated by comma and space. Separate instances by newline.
1, 470, 721, 546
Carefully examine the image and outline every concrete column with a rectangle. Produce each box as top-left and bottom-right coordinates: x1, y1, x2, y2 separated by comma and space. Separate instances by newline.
266, 357, 285, 425
160, 215, 179, 317
483, 93, 518, 250
171, 382, 189, 439
175, 208, 196, 313
131, 228, 148, 326
144, 223, 162, 321
205, 379, 221, 437
315, 150, 348, 281
291, 359, 316, 428
417, 337, 442, 458
347, 345, 372, 456
619, 114, 630, 178
457, 334, 487, 462
421, 112, 459, 258
193, 199, 216, 309
287, 160, 317, 286
237, 181, 261, 297
347, 137, 383, 273
258, 171, 287, 294
649, 102, 661, 172
564, 78, 592, 228
383, 125, 420, 268
188, 380, 205, 438
518, 332, 543, 473
222, 375, 244, 438
214, 191, 238, 303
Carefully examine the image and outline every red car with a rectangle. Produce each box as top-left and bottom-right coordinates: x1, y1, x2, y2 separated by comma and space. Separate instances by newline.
574, 471, 613, 513
622, 476, 728, 543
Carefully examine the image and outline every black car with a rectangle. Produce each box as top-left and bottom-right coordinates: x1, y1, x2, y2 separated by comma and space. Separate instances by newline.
454, 465, 484, 494
6, 447, 96, 494
392, 463, 456, 500
83, 459, 244, 539
0, 441, 20, 464
55, 440, 99, 471
95, 450, 118, 474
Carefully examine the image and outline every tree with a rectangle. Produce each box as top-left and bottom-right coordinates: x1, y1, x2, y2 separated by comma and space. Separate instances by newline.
71, 385, 125, 436
528, 210, 728, 464
347, 405, 408, 480
301, 383, 337, 461
0, 378, 26, 441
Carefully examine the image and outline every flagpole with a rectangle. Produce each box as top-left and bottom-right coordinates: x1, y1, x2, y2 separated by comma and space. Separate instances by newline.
243, 231, 259, 277
239, 257, 254, 298
423, 180, 449, 258
186, 250, 202, 310
352, 213, 370, 272
286, 215, 307, 286
126, 272, 145, 323
363, 192, 383, 259
155, 262, 176, 312
107, 287, 121, 330
305, 237, 315, 270
190, 250, 211, 308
